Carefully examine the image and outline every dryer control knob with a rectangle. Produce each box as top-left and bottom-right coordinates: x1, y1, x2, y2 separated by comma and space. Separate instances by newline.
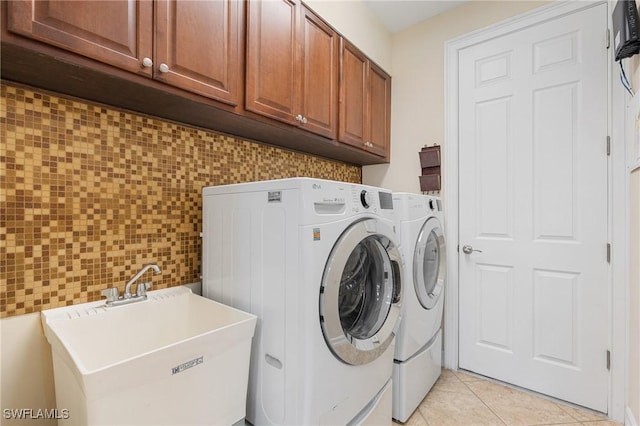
360, 190, 371, 209
428, 199, 435, 210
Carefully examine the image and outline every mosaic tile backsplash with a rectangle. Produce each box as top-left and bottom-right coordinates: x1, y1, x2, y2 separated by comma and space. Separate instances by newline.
0, 82, 361, 318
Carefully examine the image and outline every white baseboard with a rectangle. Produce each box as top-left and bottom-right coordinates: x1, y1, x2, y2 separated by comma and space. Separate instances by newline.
627, 406, 639, 426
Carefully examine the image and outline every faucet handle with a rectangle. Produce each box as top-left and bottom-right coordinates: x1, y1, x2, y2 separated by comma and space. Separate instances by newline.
101, 287, 119, 303
136, 282, 152, 298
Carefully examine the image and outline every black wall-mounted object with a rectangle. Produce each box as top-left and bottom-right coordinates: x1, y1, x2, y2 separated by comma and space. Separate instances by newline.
613, 0, 640, 61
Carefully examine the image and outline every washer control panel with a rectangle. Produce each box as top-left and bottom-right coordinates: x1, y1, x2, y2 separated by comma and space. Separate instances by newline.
349, 187, 393, 213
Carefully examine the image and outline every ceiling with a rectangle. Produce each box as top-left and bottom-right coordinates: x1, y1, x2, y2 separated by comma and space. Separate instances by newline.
363, 0, 468, 33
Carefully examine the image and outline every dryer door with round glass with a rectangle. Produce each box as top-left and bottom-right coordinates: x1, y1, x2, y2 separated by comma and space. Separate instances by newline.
320, 218, 403, 366
414, 216, 446, 310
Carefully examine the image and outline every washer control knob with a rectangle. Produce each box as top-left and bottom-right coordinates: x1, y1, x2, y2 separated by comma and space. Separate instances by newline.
428, 199, 435, 210
360, 190, 371, 209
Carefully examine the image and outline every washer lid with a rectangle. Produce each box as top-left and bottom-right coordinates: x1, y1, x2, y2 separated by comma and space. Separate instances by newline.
320, 218, 403, 366
414, 216, 446, 310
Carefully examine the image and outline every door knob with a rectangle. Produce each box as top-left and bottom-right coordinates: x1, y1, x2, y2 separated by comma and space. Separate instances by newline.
462, 245, 482, 254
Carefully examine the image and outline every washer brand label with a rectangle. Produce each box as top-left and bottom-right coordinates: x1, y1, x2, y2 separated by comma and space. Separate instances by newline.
172, 356, 203, 375
313, 228, 321, 241
268, 191, 282, 202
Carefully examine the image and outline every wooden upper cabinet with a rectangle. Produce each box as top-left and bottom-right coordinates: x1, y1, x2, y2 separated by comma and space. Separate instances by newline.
4, 0, 390, 163
155, 0, 243, 106
246, 1, 337, 139
7, 0, 153, 76
339, 38, 391, 159
7, 0, 242, 105
299, 5, 338, 140
339, 39, 368, 148
245, 0, 300, 125
367, 62, 391, 158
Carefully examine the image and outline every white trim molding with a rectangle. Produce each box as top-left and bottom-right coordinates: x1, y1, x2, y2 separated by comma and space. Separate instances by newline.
444, 1, 626, 421
627, 405, 639, 426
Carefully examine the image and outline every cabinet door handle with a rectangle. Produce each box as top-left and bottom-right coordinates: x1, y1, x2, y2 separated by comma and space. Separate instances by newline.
142, 57, 153, 68
159, 63, 170, 73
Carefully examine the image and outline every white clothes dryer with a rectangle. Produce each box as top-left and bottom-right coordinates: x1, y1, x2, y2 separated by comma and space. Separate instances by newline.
202, 178, 403, 425
391, 193, 446, 423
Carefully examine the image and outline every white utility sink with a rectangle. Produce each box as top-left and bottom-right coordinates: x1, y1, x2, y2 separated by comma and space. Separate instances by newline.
41, 286, 256, 426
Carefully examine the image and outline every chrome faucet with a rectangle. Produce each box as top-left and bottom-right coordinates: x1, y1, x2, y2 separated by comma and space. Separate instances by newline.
101, 263, 162, 307
124, 263, 161, 298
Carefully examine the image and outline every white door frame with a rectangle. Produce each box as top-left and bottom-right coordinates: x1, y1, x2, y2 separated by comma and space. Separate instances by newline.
444, 1, 627, 421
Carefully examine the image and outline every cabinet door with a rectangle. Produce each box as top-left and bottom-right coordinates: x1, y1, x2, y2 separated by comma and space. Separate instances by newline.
245, 0, 301, 124
155, 0, 242, 106
339, 39, 368, 149
7, 0, 153, 76
367, 62, 391, 158
299, 6, 338, 139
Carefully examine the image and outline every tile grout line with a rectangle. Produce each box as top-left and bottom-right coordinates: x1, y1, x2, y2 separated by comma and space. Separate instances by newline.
458, 375, 509, 426
457, 372, 587, 426
416, 370, 615, 426
420, 409, 432, 426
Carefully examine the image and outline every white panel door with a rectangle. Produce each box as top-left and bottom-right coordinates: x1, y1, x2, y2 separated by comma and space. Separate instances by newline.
458, 3, 609, 412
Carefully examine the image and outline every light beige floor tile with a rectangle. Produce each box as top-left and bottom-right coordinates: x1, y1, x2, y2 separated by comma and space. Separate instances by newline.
431, 378, 475, 395
401, 410, 430, 426
580, 421, 623, 425
533, 423, 582, 426
466, 380, 576, 426
453, 369, 485, 383
557, 405, 607, 422
532, 423, 582, 426
418, 389, 506, 426
439, 369, 461, 383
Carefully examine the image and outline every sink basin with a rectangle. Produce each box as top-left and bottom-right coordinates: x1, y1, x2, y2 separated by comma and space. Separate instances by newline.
41, 286, 256, 426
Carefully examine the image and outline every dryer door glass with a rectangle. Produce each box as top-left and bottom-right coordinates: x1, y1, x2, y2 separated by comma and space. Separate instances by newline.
339, 236, 392, 340
423, 231, 440, 295
414, 217, 446, 309
320, 218, 403, 366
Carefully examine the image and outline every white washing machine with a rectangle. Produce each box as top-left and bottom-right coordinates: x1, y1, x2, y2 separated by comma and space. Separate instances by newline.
391, 192, 446, 423
202, 178, 403, 425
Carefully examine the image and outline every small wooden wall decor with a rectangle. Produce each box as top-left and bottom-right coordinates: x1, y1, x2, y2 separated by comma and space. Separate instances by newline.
419, 144, 441, 192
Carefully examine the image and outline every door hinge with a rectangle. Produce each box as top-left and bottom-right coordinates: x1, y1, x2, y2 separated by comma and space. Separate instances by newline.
606, 29, 611, 49
606, 350, 611, 370
607, 243, 611, 263
607, 136, 611, 156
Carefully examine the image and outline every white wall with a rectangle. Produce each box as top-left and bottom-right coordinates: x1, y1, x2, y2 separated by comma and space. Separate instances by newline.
363, 0, 548, 194
630, 169, 640, 426
627, 36, 640, 426
1, 313, 57, 426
